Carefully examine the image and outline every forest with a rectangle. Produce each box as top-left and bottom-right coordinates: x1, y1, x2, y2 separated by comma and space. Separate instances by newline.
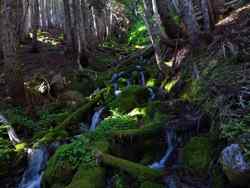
0, 0, 250, 187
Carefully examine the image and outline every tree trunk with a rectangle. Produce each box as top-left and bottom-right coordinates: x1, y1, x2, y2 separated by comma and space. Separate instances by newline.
201, 0, 212, 32
1, 0, 26, 105
31, 0, 39, 52
179, 0, 200, 46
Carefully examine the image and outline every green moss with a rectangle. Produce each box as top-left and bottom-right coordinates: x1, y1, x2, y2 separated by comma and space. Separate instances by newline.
42, 135, 109, 188
183, 136, 213, 174
66, 165, 105, 188
146, 79, 157, 87
180, 79, 207, 104
100, 152, 164, 181
33, 128, 68, 148
164, 79, 178, 93
109, 85, 149, 113
140, 181, 164, 188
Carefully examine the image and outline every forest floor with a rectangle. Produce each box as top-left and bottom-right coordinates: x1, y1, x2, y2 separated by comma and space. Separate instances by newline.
0, 4, 250, 188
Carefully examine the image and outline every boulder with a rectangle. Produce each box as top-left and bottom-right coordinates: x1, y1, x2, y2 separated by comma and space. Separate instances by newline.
220, 144, 250, 187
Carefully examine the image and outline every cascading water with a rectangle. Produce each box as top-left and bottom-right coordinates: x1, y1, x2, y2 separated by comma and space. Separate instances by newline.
149, 129, 176, 169
0, 114, 21, 144
148, 88, 156, 101
18, 147, 48, 188
8, 126, 21, 144
140, 71, 146, 86
89, 107, 105, 131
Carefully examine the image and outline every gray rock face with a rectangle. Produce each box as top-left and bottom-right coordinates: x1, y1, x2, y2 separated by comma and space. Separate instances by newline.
220, 144, 250, 187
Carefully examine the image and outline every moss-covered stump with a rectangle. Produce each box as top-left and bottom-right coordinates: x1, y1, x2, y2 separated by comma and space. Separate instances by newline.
98, 152, 164, 182
109, 85, 149, 113
66, 165, 105, 188
183, 136, 213, 175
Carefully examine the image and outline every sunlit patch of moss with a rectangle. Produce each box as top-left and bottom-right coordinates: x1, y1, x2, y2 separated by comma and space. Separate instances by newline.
15, 143, 27, 152
128, 107, 147, 118
164, 79, 178, 93
146, 79, 157, 87
128, 20, 150, 47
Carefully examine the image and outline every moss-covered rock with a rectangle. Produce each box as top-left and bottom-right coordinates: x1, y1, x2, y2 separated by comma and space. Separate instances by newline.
66, 165, 105, 188
183, 136, 213, 175
42, 135, 109, 188
109, 85, 149, 113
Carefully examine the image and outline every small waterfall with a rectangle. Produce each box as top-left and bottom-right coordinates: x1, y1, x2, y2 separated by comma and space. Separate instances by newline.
148, 88, 156, 101
140, 71, 146, 86
8, 127, 21, 144
89, 107, 105, 131
0, 114, 21, 144
149, 129, 176, 169
19, 147, 48, 188
111, 73, 122, 96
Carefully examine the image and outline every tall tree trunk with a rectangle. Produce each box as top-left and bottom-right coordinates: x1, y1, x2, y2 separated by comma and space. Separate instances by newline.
1, 0, 26, 105
201, 0, 212, 32
31, 0, 39, 52
63, 0, 74, 53
142, 0, 167, 73
179, 0, 200, 46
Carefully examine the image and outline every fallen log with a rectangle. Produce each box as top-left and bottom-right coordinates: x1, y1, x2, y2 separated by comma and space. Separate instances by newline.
97, 152, 164, 181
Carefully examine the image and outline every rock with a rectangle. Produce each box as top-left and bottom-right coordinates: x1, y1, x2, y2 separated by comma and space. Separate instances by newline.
51, 74, 66, 95
220, 144, 250, 187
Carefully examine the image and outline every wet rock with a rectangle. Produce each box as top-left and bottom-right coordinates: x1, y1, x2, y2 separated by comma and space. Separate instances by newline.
220, 144, 250, 187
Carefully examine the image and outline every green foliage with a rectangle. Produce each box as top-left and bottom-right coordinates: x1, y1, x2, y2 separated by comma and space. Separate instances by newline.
4, 107, 37, 130
128, 20, 149, 47
55, 137, 95, 169
183, 136, 213, 174
221, 120, 250, 140
92, 112, 138, 140
0, 138, 15, 161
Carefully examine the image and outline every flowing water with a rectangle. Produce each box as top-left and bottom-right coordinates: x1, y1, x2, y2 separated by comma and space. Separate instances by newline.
8, 126, 21, 144
0, 114, 21, 144
18, 147, 48, 188
149, 129, 176, 169
140, 71, 146, 86
89, 107, 105, 131
148, 88, 156, 101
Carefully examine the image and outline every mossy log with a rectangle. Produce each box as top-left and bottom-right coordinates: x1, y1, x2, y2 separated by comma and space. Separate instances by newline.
97, 152, 164, 182
111, 123, 166, 140
59, 88, 107, 131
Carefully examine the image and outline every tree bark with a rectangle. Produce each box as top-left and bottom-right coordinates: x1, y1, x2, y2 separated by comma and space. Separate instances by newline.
1, 0, 26, 105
